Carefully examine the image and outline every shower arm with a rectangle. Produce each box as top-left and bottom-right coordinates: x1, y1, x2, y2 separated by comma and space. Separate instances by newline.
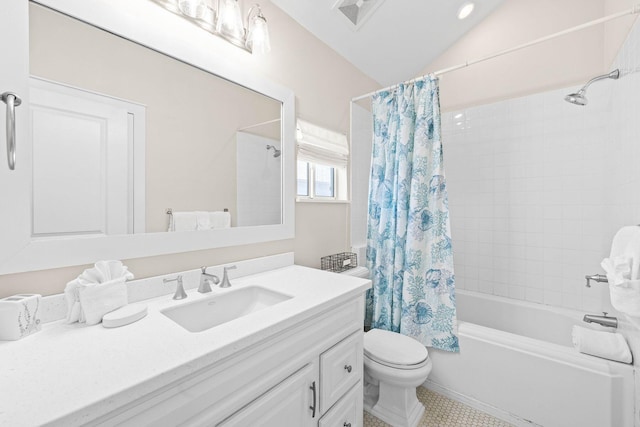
579, 70, 620, 93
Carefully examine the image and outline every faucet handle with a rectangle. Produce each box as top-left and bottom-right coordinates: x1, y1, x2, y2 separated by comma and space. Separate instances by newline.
163, 275, 187, 300
220, 265, 237, 288
585, 274, 608, 288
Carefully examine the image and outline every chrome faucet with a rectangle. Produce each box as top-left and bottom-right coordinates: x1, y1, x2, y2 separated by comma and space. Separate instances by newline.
199, 266, 220, 293
164, 275, 187, 300
220, 265, 237, 288
583, 312, 618, 328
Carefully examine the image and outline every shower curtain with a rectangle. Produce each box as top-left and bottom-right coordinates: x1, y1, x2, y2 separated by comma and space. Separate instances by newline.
365, 76, 459, 352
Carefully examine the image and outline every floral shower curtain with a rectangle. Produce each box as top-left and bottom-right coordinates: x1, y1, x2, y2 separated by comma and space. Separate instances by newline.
365, 76, 459, 352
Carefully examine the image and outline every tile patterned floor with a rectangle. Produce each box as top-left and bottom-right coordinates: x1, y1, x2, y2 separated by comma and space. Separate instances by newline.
363, 387, 514, 427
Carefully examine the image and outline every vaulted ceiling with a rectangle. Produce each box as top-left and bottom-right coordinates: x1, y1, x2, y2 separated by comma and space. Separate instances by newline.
270, 0, 505, 86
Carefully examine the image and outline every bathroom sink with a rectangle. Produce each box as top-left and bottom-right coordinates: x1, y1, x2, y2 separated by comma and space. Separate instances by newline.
161, 286, 292, 332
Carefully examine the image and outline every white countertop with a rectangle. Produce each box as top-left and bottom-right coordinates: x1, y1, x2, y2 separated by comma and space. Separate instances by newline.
0, 265, 370, 426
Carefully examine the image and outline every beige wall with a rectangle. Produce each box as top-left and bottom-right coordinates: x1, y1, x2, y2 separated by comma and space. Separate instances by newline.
0, 1, 378, 298
30, 4, 281, 233
422, 0, 638, 112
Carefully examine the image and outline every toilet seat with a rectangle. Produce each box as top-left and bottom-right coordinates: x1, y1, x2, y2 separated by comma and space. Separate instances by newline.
364, 329, 429, 370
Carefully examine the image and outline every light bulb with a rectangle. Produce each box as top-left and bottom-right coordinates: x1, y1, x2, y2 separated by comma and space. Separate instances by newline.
246, 14, 271, 54
457, 2, 475, 20
216, 0, 245, 42
178, 0, 206, 19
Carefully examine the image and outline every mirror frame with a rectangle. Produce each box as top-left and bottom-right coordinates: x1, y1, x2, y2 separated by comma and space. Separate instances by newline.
1, 0, 295, 274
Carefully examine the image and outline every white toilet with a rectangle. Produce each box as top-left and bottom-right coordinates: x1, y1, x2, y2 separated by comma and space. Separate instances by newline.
363, 328, 432, 427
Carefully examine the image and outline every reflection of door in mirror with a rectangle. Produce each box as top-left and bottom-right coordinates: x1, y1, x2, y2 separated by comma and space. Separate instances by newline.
29, 2, 283, 235
30, 77, 146, 237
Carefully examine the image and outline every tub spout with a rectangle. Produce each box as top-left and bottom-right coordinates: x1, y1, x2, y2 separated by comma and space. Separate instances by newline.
583, 312, 618, 328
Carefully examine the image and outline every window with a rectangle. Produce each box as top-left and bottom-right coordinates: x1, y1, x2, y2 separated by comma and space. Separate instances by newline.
296, 119, 348, 201
297, 161, 336, 198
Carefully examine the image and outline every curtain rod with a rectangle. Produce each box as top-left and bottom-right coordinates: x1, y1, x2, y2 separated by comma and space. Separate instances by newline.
237, 118, 281, 131
351, 4, 640, 103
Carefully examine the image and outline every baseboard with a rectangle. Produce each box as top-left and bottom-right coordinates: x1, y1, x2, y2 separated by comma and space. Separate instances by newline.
422, 380, 542, 427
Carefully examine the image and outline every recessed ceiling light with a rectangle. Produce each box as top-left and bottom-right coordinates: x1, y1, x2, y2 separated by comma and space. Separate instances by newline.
457, 2, 475, 20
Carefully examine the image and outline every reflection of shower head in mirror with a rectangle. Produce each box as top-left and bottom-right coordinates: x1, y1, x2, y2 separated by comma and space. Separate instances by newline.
266, 144, 281, 158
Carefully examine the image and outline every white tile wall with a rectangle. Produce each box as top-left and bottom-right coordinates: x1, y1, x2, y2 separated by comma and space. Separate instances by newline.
443, 23, 640, 415
236, 132, 282, 226
443, 20, 640, 317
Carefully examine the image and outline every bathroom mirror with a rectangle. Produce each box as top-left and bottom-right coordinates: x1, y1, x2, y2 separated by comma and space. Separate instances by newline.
30, 2, 283, 234
0, 0, 295, 274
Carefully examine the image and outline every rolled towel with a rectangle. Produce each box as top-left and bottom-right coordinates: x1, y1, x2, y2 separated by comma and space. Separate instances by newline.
572, 325, 632, 364
64, 261, 134, 324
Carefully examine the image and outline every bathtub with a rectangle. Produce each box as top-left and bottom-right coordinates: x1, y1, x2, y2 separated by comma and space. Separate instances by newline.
425, 290, 635, 427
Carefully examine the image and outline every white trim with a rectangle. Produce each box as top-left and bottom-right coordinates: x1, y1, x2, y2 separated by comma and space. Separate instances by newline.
296, 198, 350, 204
0, 0, 296, 274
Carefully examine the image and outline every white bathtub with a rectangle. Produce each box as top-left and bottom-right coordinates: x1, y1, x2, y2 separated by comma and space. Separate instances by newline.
425, 290, 635, 427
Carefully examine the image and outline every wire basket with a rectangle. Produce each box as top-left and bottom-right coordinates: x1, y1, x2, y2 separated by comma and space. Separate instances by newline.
321, 252, 357, 273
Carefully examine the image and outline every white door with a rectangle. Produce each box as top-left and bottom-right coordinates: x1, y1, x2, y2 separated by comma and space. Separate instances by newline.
0, 0, 30, 263
218, 362, 319, 427
29, 78, 145, 236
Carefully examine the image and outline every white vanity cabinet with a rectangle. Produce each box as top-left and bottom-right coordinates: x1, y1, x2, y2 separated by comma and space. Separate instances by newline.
219, 361, 319, 426
91, 295, 365, 427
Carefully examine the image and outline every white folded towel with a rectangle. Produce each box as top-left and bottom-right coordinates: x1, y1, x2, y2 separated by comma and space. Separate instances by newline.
609, 226, 640, 279
609, 279, 640, 317
195, 211, 210, 230
78, 278, 128, 325
601, 256, 632, 286
169, 211, 229, 231
209, 211, 231, 229
64, 260, 134, 325
572, 325, 632, 364
171, 212, 198, 232
602, 226, 640, 317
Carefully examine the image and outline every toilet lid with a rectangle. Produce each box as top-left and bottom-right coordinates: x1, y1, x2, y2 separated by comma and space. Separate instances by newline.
364, 329, 429, 367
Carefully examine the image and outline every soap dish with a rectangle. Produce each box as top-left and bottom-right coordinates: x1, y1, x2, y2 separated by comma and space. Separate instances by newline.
102, 304, 148, 328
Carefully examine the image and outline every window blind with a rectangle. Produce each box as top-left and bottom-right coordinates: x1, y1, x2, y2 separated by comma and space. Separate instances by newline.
296, 119, 349, 168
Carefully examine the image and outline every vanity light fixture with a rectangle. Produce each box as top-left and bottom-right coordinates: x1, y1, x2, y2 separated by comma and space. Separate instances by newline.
245, 5, 271, 54
151, 0, 271, 54
457, 1, 475, 20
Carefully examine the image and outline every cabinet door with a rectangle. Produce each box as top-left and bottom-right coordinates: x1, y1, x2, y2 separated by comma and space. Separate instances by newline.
218, 361, 319, 427
0, 0, 30, 265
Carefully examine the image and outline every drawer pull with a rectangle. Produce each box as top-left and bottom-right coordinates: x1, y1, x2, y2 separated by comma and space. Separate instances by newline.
344, 364, 352, 373
343, 423, 351, 427
309, 381, 317, 418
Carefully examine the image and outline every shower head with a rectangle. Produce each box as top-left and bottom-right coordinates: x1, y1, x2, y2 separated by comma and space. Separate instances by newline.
266, 144, 281, 158
564, 69, 620, 106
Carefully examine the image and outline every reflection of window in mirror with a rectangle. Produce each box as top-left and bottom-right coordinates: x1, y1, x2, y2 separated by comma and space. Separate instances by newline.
295, 120, 348, 201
